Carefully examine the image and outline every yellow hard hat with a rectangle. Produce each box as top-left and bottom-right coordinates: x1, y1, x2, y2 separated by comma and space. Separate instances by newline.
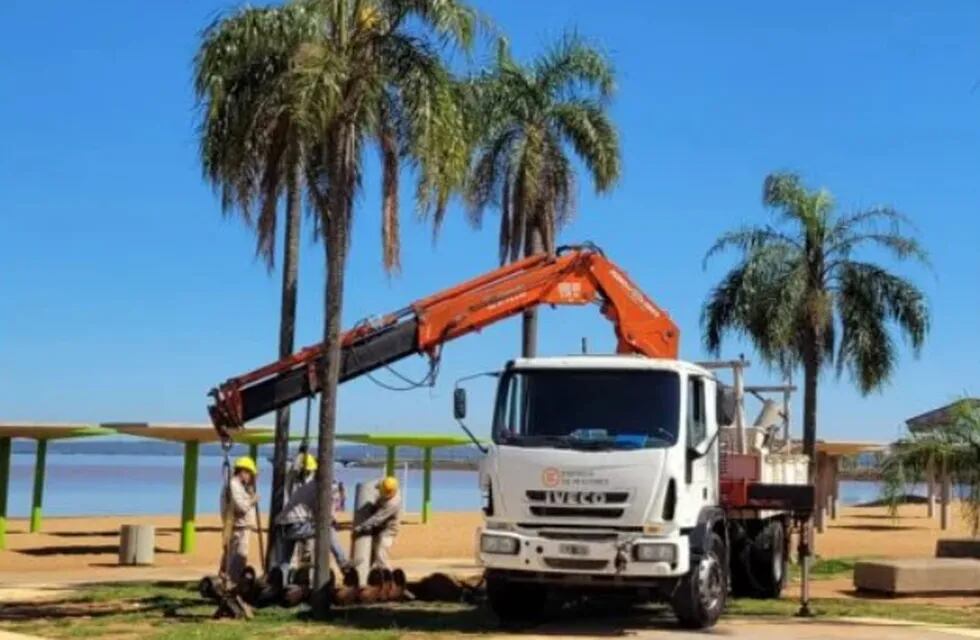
234, 456, 257, 475
301, 453, 317, 472
378, 476, 399, 497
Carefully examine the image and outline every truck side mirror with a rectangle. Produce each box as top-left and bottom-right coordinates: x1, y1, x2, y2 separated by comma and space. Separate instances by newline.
453, 387, 467, 420
716, 385, 737, 426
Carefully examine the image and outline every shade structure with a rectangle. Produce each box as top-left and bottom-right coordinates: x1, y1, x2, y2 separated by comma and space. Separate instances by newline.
0, 423, 114, 548
811, 440, 886, 534
336, 433, 483, 523
102, 423, 273, 553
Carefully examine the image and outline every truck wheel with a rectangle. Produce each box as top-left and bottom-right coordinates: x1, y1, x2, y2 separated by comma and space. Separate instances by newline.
486, 575, 548, 625
748, 520, 787, 599
672, 533, 726, 629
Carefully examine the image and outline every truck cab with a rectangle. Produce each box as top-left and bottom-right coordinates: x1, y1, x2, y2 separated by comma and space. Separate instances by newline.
463, 356, 725, 626
459, 355, 806, 628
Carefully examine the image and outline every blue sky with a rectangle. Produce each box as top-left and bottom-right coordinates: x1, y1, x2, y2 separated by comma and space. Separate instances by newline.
2, 1, 978, 444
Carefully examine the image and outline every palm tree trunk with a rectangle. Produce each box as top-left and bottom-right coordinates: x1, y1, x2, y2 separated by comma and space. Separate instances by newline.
267, 159, 302, 570
521, 226, 544, 357
314, 129, 349, 594
802, 348, 819, 483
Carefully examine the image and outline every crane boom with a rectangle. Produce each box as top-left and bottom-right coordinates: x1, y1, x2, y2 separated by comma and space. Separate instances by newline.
207, 244, 680, 438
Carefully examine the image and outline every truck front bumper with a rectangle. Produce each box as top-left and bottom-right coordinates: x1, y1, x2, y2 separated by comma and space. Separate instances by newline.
478, 528, 690, 583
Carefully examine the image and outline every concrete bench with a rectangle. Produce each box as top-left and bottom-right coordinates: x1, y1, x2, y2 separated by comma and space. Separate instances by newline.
936, 538, 980, 559
854, 558, 980, 595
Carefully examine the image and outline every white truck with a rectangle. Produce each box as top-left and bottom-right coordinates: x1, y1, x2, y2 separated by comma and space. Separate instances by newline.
208, 245, 813, 623
455, 356, 812, 629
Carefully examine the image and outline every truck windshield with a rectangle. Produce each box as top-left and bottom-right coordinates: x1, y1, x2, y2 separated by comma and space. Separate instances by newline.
493, 368, 681, 449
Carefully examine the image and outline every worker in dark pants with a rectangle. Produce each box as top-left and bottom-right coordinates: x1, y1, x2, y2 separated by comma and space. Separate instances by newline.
273, 475, 350, 579
353, 477, 402, 569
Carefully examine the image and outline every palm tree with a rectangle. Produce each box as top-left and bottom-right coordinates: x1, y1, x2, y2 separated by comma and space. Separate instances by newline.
465, 35, 621, 356
882, 400, 980, 535
285, 0, 476, 592
702, 172, 929, 472
194, 3, 319, 562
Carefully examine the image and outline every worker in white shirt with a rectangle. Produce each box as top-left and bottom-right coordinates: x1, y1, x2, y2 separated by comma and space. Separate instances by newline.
353, 476, 402, 569
219, 456, 258, 585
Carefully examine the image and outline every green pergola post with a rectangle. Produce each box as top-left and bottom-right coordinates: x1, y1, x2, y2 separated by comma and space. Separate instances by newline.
0, 437, 11, 549
385, 446, 396, 477
180, 441, 200, 554
30, 439, 48, 533
422, 447, 433, 524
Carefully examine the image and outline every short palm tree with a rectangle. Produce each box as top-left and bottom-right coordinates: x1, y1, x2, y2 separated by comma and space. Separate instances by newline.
285, 0, 476, 591
465, 35, 621, 356
702, 173, 929, 469
882, 400, 980, 535
194, 2, 319, 561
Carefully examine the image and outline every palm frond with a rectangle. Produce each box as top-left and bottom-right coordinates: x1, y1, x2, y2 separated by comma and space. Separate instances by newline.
535, 32, 615, 101
702, 225, 800, 268
835, 261, 929, 392
551, 99, 620, 193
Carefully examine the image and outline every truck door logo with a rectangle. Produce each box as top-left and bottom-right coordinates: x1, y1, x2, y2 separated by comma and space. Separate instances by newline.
542, 467, 562, 487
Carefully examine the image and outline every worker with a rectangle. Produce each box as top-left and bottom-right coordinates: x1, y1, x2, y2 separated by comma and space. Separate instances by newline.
285, 450, 317, 497
352, 476, 402, 569
219, 456, 258, 585
273, 473, 350, 575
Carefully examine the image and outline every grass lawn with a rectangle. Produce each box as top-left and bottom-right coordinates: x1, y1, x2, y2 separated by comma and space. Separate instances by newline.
788, 556, 863, 581
1, 579, 978, 639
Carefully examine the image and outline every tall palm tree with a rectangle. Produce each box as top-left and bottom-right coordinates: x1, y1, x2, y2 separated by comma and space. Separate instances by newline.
284, 0, 476, 592
465, 35, 621, 356
702, 172, 929, 472
882, 400, 980, 534
194, 3, 319, 561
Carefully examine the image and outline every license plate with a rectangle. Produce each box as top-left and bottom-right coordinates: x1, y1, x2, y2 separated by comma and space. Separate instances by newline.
559, 543, 590, 556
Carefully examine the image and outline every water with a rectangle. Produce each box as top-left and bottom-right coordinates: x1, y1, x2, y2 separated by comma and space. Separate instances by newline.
3, 453, 944, 518
4, 453, 481, 517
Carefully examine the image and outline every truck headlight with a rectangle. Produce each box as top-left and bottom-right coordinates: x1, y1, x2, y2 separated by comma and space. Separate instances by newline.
480, 533, 519, 555
633, 543, 676, 563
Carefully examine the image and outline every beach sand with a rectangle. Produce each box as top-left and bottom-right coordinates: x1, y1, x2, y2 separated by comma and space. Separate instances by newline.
0, 504, 975, 587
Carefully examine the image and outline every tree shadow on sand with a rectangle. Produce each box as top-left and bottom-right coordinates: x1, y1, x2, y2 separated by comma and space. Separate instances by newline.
14, 544, 177, 556
0, 584, 202, 623
832, 524, 922, 532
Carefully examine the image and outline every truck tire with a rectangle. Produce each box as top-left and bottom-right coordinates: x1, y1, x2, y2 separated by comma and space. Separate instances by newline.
748, 519, 787, 599
672, 532, 726, 629
486, 575, 548, 625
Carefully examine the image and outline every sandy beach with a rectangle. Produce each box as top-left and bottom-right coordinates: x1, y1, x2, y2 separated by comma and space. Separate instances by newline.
1, 503, 975, 578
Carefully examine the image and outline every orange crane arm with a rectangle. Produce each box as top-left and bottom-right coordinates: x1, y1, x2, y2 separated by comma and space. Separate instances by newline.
207, 244, 679, 437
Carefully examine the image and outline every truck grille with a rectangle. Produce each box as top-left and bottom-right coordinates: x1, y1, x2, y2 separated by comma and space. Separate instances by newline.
529, 506, 624, 518
538, 531, 618, 542
543, 558, 609, 571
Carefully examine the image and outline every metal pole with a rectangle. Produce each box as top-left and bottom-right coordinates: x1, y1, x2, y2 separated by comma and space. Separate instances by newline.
180, 441, 200, 554
402, 461, 409, 517
249, 444, 259, 467
385, 446, 396, 477
782, 372, 792, 450
829, 456, 839, 520
940, 457, 951, 531
733, 359, 746, 454
0, 437, 10, 549
926, 457, 936, 519
30, 439, 48, 533
796, 520, 813, 617
422, 447, 433, 524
